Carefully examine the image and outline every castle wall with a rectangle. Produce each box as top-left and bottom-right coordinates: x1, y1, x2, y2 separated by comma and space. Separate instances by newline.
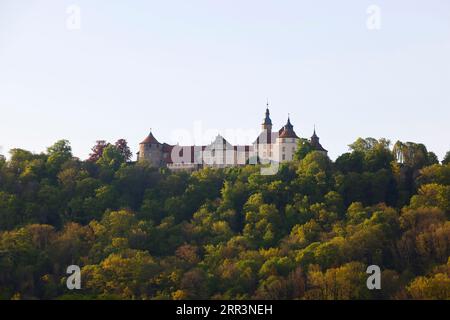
139, 143, 164, 167
276, 138, 298, 162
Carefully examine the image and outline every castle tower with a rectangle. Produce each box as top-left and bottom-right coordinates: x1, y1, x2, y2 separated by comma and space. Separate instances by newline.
276, 115, 300, 162
138, 130, 164, 167
254, 103, 275, 162
310, 126, 328, 155
262, 102, 273, 132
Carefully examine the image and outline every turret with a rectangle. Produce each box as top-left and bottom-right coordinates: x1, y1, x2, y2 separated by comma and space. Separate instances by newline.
278, 116, 299, 139
262, 102, 272, 132
138, 130, 164, 167
310, 126, 328, 154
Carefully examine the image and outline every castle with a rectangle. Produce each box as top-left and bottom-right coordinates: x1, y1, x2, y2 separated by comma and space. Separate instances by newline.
137, 104, 327, 171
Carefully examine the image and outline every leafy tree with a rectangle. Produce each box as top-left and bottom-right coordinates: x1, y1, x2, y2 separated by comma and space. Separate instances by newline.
443, 151, 450, 165
88, 140, 109, 162
294, 138, 314, 160
409, 183, 450, 213
406, 259, 450, 299
0, 138, 448, 300
114, 139, 132, 162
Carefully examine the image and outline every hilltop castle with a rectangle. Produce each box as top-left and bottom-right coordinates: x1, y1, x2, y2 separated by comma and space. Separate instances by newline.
137, 104, 327, 171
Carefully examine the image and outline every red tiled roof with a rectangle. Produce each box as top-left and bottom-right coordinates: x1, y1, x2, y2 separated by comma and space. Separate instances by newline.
140, 132, 160, 144
279, 128, 299, 139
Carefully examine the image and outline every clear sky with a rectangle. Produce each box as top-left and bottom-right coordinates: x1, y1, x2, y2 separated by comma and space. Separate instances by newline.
1, 0, 449, 161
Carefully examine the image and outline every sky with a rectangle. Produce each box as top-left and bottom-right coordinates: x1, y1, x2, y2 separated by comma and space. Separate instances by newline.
0, 0, 449, 161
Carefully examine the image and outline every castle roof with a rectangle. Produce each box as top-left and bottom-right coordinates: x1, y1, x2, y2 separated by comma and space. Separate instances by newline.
204, 135, 234, 150
278, 117, 299, 139
262, 106, 272, 126
140, 131, 160, 145
254, 130, 278, 145
310, 128, 327, 152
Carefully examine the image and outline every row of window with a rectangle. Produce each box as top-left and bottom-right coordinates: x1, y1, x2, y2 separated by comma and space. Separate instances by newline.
282, 147, 296, 153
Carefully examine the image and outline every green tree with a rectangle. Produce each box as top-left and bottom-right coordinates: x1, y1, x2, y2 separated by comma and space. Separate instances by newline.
443, 151, 450, 165
294, 138, 314, 160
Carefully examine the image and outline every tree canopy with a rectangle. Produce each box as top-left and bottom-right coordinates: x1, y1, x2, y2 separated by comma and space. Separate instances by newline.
0, 138, 448, 300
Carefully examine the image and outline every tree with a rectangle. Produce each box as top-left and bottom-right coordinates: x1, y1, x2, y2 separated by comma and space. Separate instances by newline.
406, 259, 450, 300
46, 140, 73, 176
0, 138, 449, 300
393, 141, 435, 170
443, 151, 450, 165
416, 164, 450, 186
305, 262, 369, 300
179, 268, 209, 299
409, 183, 450, 213
0, 192, 20, 230
83, 250, 159, 299
97, 144, 126, 170
88, 140, 109, 162
115, 139, 132, 162
47, 140, 72, 160
294, 138, 314, 161
348, 138, 394, 172
335, 152, 364, 173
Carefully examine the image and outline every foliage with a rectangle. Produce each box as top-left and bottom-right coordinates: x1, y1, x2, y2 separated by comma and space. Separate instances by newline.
0, 137, 448, 299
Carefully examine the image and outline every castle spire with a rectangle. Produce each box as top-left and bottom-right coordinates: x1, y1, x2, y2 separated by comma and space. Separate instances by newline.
278, 114, 298, 139
310, 126, 327, 153
312, 124, 318, 138
285, 114, 293, 129
262, 101, 272, 131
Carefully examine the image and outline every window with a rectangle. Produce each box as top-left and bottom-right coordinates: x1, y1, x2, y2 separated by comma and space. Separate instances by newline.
282, 154, 285, 161
282, 147, 285, 152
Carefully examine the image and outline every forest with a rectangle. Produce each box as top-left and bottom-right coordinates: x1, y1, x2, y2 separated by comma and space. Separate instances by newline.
0, 137, 449, 300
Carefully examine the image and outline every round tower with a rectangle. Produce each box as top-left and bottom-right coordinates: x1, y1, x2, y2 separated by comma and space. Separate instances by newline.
138, 130, 164, 167
276, 116, 299, 162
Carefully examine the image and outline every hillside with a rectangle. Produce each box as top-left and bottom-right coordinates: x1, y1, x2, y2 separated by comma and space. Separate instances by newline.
0, 138, 449, 299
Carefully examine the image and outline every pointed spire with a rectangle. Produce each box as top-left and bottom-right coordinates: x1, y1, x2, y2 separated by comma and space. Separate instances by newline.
262, 101, 272, 127
310, 126, 327, 153
279, 114, 298, 139
285, 114, 293, 129
312, 125, 318, 138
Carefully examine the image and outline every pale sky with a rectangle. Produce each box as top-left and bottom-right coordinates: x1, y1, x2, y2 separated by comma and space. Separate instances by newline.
1, 0, 449, 160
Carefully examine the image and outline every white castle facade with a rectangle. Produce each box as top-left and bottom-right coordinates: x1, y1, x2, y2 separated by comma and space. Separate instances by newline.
137, 105, 327, 171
